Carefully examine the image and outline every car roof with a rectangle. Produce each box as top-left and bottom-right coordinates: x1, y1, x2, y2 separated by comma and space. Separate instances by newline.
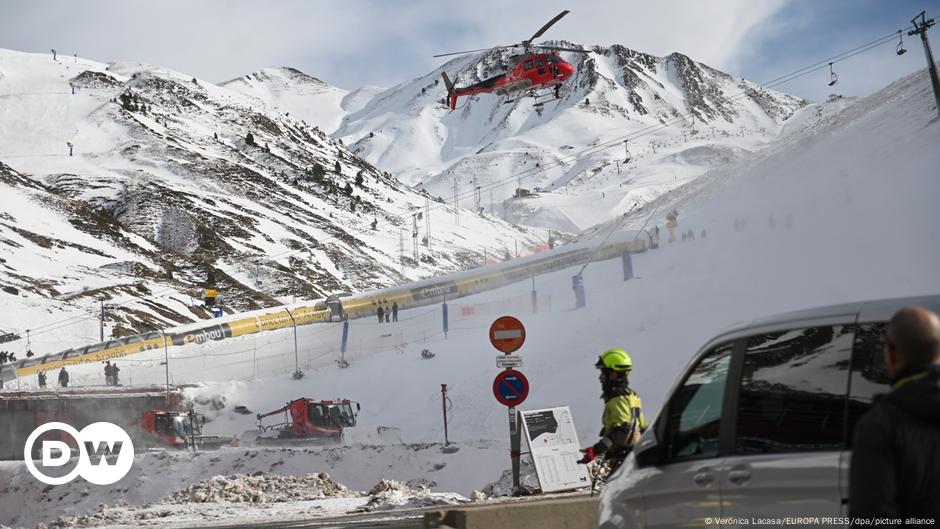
709, 293, 940, 347
858, 294, 940, 322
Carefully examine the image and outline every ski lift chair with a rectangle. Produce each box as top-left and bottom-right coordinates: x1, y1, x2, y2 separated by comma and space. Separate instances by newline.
827, 62, 838, 87
896, 31, 907, 55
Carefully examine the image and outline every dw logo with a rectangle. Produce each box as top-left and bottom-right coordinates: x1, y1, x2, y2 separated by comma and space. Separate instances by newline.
24, 422, 135, 485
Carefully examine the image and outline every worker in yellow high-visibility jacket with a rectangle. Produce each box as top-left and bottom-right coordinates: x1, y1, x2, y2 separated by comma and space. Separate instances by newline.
578, 349, 648, 475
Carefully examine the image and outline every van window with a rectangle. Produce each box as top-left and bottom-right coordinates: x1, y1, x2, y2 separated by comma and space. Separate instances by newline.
665, 342, 734, 460
846, 323, 890, 446
735, 326, 853, 454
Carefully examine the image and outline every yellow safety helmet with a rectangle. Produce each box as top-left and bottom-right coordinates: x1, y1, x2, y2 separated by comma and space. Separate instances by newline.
595, 349, 633, 372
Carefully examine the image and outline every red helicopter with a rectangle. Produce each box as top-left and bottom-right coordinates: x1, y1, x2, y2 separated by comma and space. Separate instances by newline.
435, 10, 586, 110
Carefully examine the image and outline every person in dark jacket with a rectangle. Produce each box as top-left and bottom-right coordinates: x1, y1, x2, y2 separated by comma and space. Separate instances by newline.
38, 371, 47, 388
849, 306, 940, 521
58, 367, 69, 388
376, 306, 384, 323
392, 302, 399, 322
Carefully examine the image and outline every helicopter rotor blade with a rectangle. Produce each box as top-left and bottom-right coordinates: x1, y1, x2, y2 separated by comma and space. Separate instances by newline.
526, 10, 570, 45
433, 45, 512, 58
535, 45, 589, 53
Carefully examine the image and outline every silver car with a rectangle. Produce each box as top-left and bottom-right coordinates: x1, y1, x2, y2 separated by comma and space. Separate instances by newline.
598, 294, 940, 529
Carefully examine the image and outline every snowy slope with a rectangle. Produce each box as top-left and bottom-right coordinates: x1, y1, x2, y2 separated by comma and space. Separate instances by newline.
220, 69, 384, 134
221, 67, 351, 134
334, 44, 809, 231
0, 48, 542, 356
1, 66, 935, 529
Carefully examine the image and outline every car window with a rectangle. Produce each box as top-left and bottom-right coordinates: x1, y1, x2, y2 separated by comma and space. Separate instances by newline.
735, 325, 853, 454
524, 60, 534, 70
665, 342, 734, 460
846, 323, 890, 446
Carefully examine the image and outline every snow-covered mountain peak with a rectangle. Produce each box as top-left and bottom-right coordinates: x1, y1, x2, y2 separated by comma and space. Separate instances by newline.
221, 66, 349, 132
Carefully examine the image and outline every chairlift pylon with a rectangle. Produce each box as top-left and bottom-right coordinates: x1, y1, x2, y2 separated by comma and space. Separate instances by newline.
896, 31, 907, 55
827, 62, 838, 87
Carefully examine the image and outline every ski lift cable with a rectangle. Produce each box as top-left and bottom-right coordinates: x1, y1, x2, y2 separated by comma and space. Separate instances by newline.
17, 27, 912, 340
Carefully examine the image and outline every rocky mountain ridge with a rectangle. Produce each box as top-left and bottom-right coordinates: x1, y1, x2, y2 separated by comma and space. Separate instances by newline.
0, 49, 540, 349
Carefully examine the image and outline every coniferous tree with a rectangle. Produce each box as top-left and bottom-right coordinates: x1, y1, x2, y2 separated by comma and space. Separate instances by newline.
310, 163, 325, 182
334, 161, 341, 174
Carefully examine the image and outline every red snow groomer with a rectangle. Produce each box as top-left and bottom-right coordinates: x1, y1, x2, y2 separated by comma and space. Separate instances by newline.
139, 409, 227, 450
253, 398, 359, 443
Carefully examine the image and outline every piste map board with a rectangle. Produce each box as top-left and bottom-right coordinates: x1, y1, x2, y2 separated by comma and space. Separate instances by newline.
519, 406, 590, 493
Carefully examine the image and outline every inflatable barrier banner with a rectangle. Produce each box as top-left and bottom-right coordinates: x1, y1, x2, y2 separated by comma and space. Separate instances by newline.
170, 323, 233, 346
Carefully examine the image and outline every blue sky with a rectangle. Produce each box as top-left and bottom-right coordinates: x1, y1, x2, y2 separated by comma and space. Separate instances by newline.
0, 0, 933, 102
737, 0, 932, 101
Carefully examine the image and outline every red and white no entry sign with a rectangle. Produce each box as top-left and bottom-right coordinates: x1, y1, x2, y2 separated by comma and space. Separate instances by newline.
489, 316, 526, 354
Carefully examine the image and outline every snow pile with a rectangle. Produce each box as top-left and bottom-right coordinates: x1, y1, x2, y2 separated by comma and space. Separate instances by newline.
33, 475, 467, 529
475, 459, 542, 498
43, 505, 129, 529
161, 471, 353, 504
361, 479, 468, 512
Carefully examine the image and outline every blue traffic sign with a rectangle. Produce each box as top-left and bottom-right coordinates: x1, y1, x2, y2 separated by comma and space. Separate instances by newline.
493, 369, 529, 407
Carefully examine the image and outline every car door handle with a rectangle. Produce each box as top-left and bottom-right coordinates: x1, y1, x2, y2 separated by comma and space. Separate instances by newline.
728, 469, 751, 484
693, 472, 715, 487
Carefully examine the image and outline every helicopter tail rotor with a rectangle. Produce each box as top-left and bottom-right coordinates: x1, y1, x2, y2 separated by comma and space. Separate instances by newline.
441, 72, 458, 110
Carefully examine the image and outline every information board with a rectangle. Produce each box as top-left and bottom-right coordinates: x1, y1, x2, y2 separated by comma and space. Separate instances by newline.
519, 406, 590, 493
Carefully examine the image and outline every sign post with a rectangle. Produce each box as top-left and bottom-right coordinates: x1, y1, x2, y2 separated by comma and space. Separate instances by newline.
493, 369, 528, 492
490, 316, 527, 493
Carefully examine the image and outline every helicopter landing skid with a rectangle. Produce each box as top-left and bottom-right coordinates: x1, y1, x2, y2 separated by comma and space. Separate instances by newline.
503, 87, 563, 107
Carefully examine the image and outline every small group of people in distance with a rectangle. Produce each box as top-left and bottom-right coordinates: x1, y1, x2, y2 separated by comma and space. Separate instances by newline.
376, 302, 399, 323
36, 367, 69, 389
103, 360, 120, 386
32, 362, 119, 389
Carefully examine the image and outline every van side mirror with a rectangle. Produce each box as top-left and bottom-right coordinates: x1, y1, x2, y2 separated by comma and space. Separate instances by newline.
634, 429, 664, 468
